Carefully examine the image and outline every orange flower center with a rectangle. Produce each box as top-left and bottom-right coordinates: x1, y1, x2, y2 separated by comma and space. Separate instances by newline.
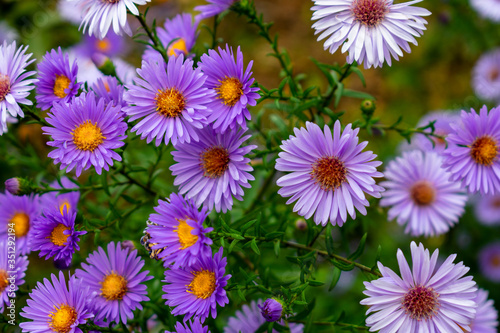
174, 219, 198, 249
470, 136, 498, 166
49, 304, 78, 333
72, 120, 105, 152
9, 212, 30, 237
201, 146, 230, 178
410, 181, 435, 206
167, 38, 188, 57
59, 201, 71, 215
96, 38, 111, 53
188, 269, 216, 299
53, 75, 71, 98
50, 224, 70, 246
216, 77, 243, 106
101, 272, 128, 300
311, 156, 347, 191
155, 88, 185, 117
0, 270, 8, 293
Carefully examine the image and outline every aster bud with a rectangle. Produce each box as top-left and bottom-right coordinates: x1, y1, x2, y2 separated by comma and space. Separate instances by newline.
258, 298, 283, 322
360, 99, 376, 116
295, 218, 307, 231
121, 240, 136, 252
4, 177, 39, 195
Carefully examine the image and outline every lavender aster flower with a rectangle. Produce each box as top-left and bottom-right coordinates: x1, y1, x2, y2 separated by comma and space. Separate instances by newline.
123, 55, 213, 146
31, 206, 86, 266
479, 242, 500, 283
471, 0, 500, 22
472, 49, 500, 101
19, 271, 94, 333
0, 41, 36, 134
443, 106, 500, 195
258, 298, 283, 322
75, 241, 153, 325
43, 92, 127, 177
40, 177, 80, 216
162, 247, 231, 322
473, 194, 500, 226
195, 0, 237, 20
170, 125, 256, 212
166, 320, 210, 333
77, 32, 126, 59
361, 242, 477, 332
0, 22, 18, 43
470, 289, 498, 333
275, 121, 384, 226
0, 192, 39, 255
311, 0, 431, 69
147, 193, 213, 268
0, 239, 28, 312
380, 150, 467, 237
36, 47, 80, 110
199, 45, 260, 133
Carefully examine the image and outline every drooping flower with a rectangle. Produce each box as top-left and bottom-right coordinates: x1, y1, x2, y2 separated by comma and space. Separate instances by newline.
43, 92, 127, 177
75, 241, 153, 325
0, 192, 40, 255
380, 150, 467, 237
275, 121, 384, 226
472, 49, 500, 101
30, 206, 86, 267
471, 0, 500, 22
147, 193, 213, 268
0, 239, 28, 313
310, 0, 431, 69
78, 0, 151, 39
473, 194, 500, 226
166, 320, 210, 333
123, 55, 214, 146
170, 125, 256, 212
361, 242, 477, 332
443, 106, 500, 195
199, 45, 260, 133
0, 41, 37, 134
470, 289, 498, 333
225, 300, 304, 333
162, 247, 231, 322
19, 271, 94, 333
90, 76, 127, 112
40, 177, 80, 216
478, 242, 500, 283
194, 0, 237, 20
35, 47, 80, 110
258, 298, 283, 322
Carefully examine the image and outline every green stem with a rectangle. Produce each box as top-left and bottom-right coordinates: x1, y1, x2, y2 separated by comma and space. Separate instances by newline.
288, 319, 369, 331
135, 14, 169, 63
23, 107, 49, 126
245, 168, 277, 214
321, 63, 352, 110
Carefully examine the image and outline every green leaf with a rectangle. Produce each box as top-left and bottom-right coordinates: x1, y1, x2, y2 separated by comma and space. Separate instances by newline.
348, 233, 368, 260
325, 224, 334, 256
228, 239, 240, 253
308, 280, 324, 287
237, 288, 246, 301
342, 89, 374, 100
334, 82, 344, 108
349, 66, 366, 86
250, 239, 261, 255
274, 240, 280, 257
328, 266, 341, 291
330, 258, 355, 271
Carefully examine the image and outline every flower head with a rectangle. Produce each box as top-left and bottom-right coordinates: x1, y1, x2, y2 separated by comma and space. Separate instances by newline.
361, 242, 477, 332
276, 121, 384, 226
166, 320, 210, 333
170, 125, 256, 212
0, 41, 36, 134
147, 193, 213, 268
472, 49, 500, 101
470, 289, 498, 333
77, 31, 126, 59
199, 45, 260, 133
123, 55, 214, 146
43, 92, 127, 177
311, 0, 431, 68
258, 298, 283, 322
380, 150, 467, 237
443, 106, 500, 195
195, 0, 237, 20
479, 242, 500, 283
473, 193, 500, 226
40, 177, 80, 216
471, 0, 500, 22
35, 47, 80, 110
0, 239, 28, 312
20, 271, 94, 333
162, 247, 231, 322
75, 241, 153, 325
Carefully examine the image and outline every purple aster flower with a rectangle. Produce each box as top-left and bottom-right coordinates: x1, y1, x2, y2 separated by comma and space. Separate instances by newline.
162, 247, 231, 322
195, 0, 237, 20
91, 76, 127, 112
0, 192, 39, 255
408, 111, 461, 154
75, 241, 153, 325
225, 300, 304, 333
443, 106, 500, 195
123, 55, 213, 146
472, 49, 500, 101
471, 0, 500, 22
479, 242, 500, 283
311, 0, 431, 69
147, 193, 213, 268
166, 320, 210, 333
76, 31, 126, 59
275, 121, 384, 227
199, 45, 260, 133
20, 271, 94, 333
258, 298, 283, 322
361, 242, 477, 332
35, 47, 80, 111
0, 22, 18, 43
473, 194, 500, 226
78, 0, 151, 38
470, 289, 498, 333
43, 92, 127, 177
380, 150, 467, 237
30, 206, 86, 266
0, 41, 36, 134
0, 239, 28, 312
40, 177, 80, 216
170, 125, 256, 212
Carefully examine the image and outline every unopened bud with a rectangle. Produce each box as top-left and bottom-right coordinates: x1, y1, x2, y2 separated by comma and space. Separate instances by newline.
360, 99, 376, 115
4, 177, 39, 195
258, 298, 284, 322
92, 53, 117, 77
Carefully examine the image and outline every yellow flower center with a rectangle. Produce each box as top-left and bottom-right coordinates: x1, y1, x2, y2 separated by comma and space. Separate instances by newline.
53, 75, 71, 98
410, 181, 435, 206
0, 270, 8, 293
96, 39, 111, 53
49, 304, 78, 333
471, 136, 498, 166
72, 120, 105, 152
59, 201, 71, 215
50, 224, 70, 246
155, 88, 186, 117
311, 156, 347, 191
188, 270, 216, 299
174, 219, 198, 249
216, 77, 243, 106
201, 146, 230, 178
0, 74, 11, 102
167, 38, 188, 57
10, 212, 30, 237
101, 273, 128, 300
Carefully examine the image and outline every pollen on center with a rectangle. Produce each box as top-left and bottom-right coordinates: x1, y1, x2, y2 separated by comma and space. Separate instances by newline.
471, 135, 498, 166
174, 218, 198, 249
311, 156, 347, 191
53, 74, 71, 98
167, 38, 188, 57
101, 272, 128, 300
0, 74, 11, 102
49, 224, 70, 247
0, 270, 8, 293
10, 212, 30, 237
72, 120, 106, 152
216, 76, 243, 106
188, 269, 216, 299
201, 146, 230, 178
49, 304, 78, 333
155, 88, 186, 117
410, 180, 436, 206
352, 0, 389, 27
